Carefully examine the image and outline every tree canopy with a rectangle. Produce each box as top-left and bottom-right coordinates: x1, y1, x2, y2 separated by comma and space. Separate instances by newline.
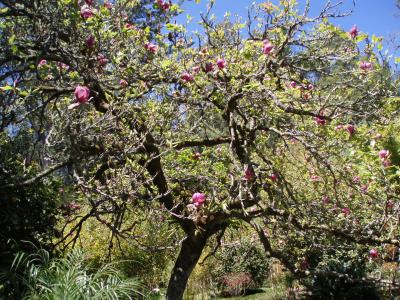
0, 0, 399, 299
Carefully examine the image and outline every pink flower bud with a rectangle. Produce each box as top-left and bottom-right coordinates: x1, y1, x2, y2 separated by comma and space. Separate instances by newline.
310, 175, 320, 182
157, 0, 170, 10
205, 62, 214, 73
80, 5, 93, 19
262, 40, 274, 55
181, 72, 194, 82
360, 61, 373, 71
57, 62, 70, 70
361, 184, 368, 193
335, 125, 344, 131
38, 59, 47, 67
216, 58, 226, 69
192, 66, 201, 74
346, 124, 356, 135
74, 85, 90, 104
97, 54, 108, 66
145, 42, 158, 54
270, 173, 278, 182
383, 159, 391, 167
125, 23, 136, 30
314, 116, 326, 126
387, 200, 394, 209
349, 25, 358, 39
69, 201, 81, 210
341, 207, 350, 216
289, 81, 297, 88
369, 248, 378, 258
192, 192, 206, 207
119, 79, 128, 88
379, 149, 389, 160
86, 35, 95, 48
104, 1, 112, 9
244, 166, 255, 181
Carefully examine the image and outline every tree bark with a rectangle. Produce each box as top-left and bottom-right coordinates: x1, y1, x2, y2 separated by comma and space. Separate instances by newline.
166, 231, 208, 300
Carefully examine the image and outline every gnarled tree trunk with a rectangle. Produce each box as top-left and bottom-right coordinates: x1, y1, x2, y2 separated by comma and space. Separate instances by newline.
166, 231, 208, 300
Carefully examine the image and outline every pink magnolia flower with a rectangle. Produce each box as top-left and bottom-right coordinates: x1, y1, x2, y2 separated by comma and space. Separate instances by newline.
192, 66, 201, 74
335, 125, 344, 131
104, 1, 112, 9
205, 62, 214, 73
353, 176, 361, 184
289, 81, 297, 88
45, 74, 54, 81
379, 149, 390, 160
80, 5, 93, 19
86, 35, 95, 48
74, 85, 90, 103
262, 40, 274, 55
349, 25, 358, 39
270, 173, 278, 182
121, 11, 128, 20
125, 23, 136, 30
157, 0, 170, 10
361, 184, 369, 193
57, 62, 70, 70
308, 84, 314, 90
346, 124, 356, 135
38, 59, 47, 67
244, 166, 255, 181
145, 42, 158, 54
69, 201, 81, 211
341, 207, 350, 216
119, 79, 128, 88
192, 192, 206, 207
314, 116, 326, 126
97, 54, 108, 66
369, 248, 378, 258
85, 0, 94, 5
181, 72, 194, 82
310, 175, 320, 182
216, 58, 226, 69
360, 61, 373, 71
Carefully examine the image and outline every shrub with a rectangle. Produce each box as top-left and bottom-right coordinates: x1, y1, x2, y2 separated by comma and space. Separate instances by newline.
303, 248, 382, 300
211, 239, 270, 296
219, 272, 255, 297
0, 246, 145, 300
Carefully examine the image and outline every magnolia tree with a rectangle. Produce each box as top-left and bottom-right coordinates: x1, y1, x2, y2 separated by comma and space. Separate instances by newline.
1, 0, 399, 298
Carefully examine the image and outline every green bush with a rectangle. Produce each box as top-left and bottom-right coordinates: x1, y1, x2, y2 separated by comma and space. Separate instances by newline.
211, 239, 270, 296
0, 246, 145, 300
303, 248, 381, 300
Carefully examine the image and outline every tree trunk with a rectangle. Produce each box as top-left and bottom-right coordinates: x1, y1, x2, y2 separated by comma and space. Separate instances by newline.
166, 232, 208, 300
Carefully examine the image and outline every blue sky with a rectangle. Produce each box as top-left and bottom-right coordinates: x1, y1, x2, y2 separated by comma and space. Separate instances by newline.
178, 0, 399, 40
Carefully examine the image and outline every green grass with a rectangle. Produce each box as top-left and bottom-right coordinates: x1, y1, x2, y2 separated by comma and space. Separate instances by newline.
215, 286, 286, 300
